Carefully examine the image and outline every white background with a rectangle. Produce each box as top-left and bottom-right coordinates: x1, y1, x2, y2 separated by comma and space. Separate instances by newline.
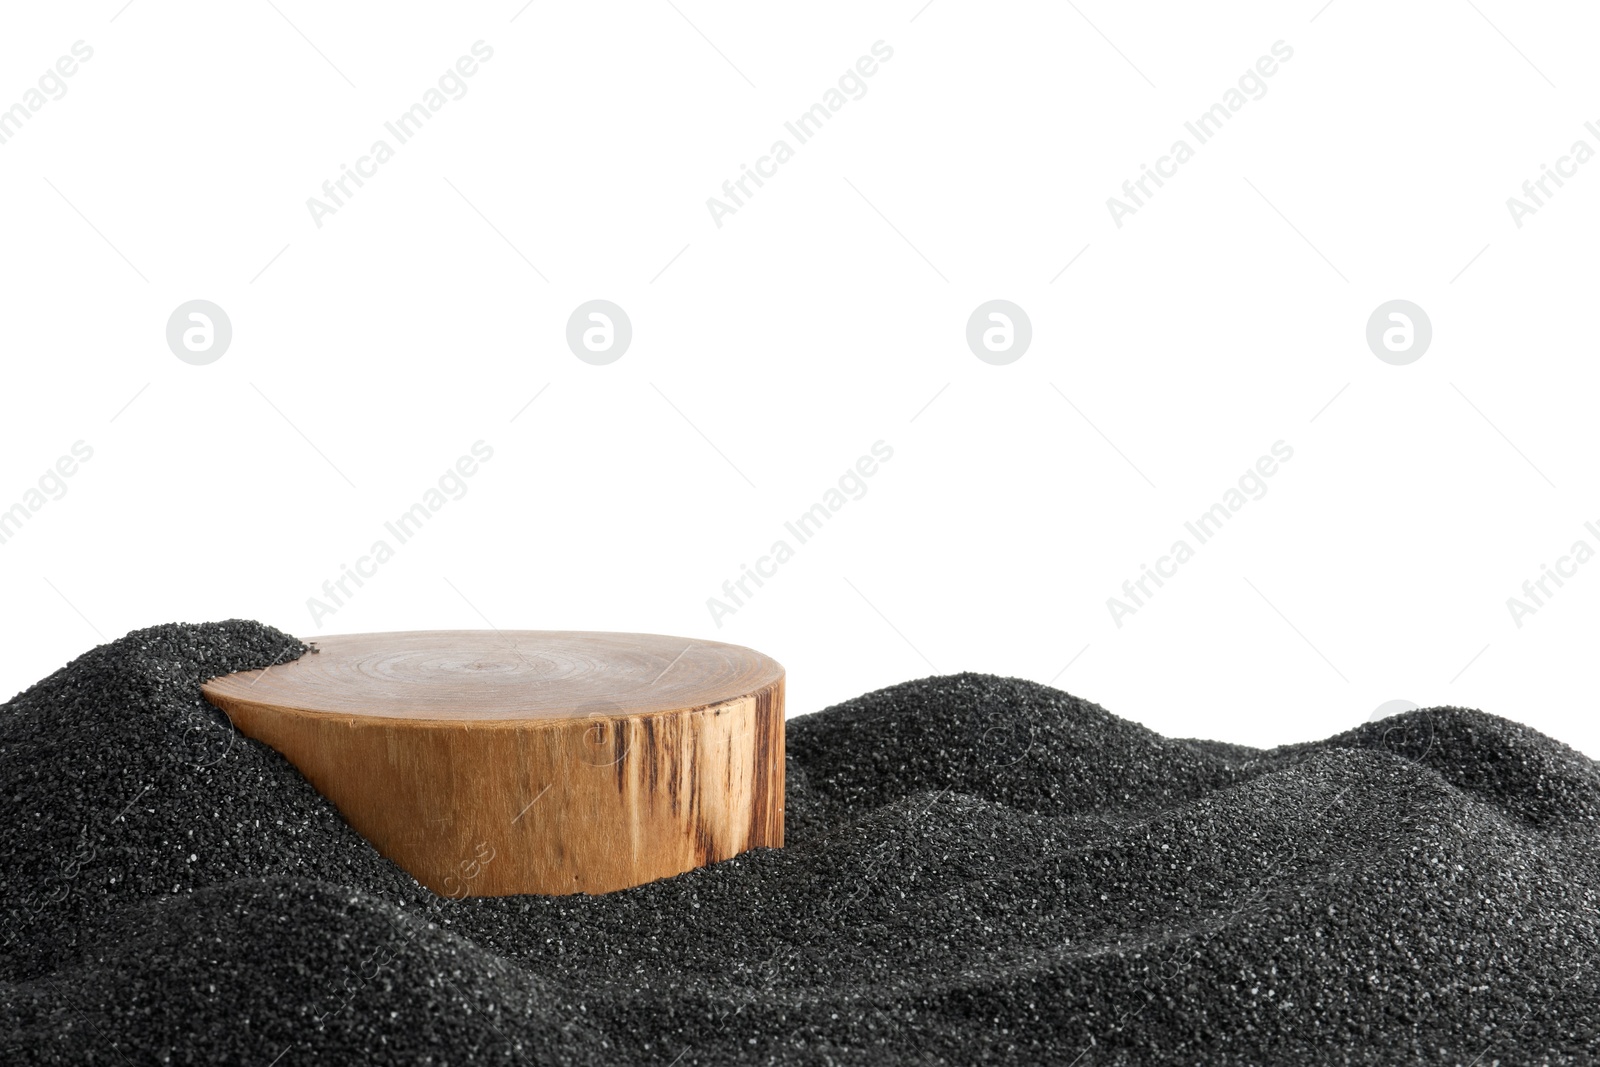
2, 1, 1596, 757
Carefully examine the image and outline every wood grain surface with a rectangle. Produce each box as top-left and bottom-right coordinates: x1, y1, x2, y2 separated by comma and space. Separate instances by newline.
202, 631, 784, 897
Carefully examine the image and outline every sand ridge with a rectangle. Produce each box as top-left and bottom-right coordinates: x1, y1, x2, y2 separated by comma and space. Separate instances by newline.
1, 621, 1596, 1064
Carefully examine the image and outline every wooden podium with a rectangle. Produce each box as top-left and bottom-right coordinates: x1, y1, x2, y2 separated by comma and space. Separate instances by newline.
202, 630, 784, 897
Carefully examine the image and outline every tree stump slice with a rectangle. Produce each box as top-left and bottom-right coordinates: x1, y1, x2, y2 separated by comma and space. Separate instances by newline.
201, 630, 785, 897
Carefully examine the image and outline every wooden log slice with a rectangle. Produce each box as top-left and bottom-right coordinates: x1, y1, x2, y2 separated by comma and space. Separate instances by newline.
201, 630, 785, 897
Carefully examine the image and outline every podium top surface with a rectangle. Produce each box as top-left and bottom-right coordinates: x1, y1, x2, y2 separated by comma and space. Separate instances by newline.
201, 630, 785, 725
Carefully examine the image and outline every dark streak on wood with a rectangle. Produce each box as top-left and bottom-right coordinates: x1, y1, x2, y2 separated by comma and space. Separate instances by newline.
686, 724, 700, 826
641, 715, 658, 802
664, 713, 682, 817
693, 811, 719, 865
612, 720, 629, 794
747, 681, 783, 847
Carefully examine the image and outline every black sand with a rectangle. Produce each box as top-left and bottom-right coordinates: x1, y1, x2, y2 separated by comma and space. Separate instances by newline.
2, 621, 1597, 1065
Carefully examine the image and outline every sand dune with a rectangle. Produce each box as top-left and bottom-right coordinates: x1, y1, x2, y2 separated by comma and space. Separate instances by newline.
2, 622, 1595, 1064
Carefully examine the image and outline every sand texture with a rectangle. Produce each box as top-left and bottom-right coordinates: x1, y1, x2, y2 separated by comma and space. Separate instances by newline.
2, 621, 1597, 1065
